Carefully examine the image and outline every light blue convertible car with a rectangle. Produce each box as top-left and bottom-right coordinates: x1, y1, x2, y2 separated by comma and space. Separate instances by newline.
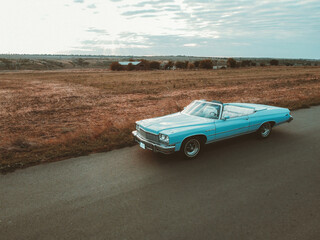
132, 100, 293, 158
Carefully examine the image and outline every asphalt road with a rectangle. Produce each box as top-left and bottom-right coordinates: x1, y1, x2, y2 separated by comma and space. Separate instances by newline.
1, 106, 320, 240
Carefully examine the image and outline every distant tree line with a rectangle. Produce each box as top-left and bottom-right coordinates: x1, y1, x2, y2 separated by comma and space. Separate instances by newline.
110, 58, 291, 71
0, 57, 317, 71
226, 58, 279, 68
110, 59, 217, 71
0, 57, 91, 70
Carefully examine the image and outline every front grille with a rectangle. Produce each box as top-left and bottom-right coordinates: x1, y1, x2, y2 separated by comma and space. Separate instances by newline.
138, 128, 159, 143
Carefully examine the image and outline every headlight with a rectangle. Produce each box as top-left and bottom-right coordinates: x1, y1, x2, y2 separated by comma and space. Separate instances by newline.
136, 124, 140, 131
159, 133, 169, 143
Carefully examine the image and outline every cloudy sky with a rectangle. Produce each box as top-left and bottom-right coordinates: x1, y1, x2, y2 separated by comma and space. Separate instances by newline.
0, 0, 319, 58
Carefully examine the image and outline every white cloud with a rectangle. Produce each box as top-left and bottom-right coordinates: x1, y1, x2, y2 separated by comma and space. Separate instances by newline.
87, 4, 96, 9
184, 43, 197, 47
0, 0, 319, 58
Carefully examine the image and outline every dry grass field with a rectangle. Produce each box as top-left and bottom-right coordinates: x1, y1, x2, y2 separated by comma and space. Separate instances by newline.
1, 66, 320, 173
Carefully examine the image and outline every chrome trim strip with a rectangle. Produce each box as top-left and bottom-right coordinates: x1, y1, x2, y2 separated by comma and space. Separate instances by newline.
215, 126, 249, 135
206, 130, 256, 144
138, 126, 158, 136
132, 131, 175, 154
180, 133, 208, 146
253, 112, 288, 117
218, 103, 223, 120
207, 125, 249, 137
250, 123, 261, 127
205, 129, 215, 132
137, 127, 159, 144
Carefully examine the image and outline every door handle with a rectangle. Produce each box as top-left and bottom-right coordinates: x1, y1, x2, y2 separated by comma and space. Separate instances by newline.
245, 117, 249, 120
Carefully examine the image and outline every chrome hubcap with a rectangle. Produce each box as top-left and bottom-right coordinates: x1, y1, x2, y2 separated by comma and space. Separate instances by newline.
261, 124, 271, 137
184, 139, 200, 157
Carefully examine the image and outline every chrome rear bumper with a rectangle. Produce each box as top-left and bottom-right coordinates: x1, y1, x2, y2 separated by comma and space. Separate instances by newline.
132, 131, 175, 154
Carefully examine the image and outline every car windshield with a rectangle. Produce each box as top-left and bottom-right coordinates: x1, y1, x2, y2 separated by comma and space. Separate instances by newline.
182, 101, 221, 119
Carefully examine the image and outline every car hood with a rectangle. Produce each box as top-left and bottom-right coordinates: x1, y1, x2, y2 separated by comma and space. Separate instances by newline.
137, 112, 213, 134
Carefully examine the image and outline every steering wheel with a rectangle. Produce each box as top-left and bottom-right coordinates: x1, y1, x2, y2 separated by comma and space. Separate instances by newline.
210, 112, 218, 118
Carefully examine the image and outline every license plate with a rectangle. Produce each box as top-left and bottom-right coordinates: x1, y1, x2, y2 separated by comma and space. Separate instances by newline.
139, 142, 146, 149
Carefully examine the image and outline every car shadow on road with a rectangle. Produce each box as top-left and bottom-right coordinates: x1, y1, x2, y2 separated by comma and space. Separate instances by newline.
135, 133, 256, 167
136, 128, 298, 167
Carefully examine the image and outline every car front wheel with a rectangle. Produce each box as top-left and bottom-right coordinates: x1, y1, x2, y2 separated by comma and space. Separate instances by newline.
257, 122, 272, 138
181, 137, 202, 158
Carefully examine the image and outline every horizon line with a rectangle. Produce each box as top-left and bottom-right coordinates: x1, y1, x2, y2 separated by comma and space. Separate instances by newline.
0, 53, 319, 60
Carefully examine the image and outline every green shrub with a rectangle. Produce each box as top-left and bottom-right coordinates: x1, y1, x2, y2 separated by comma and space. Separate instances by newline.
199, 59, 213, 69
270, 59, 279, 66
149, 61, 160, 69
110, 62, 123, 71
227, 58, 237, 68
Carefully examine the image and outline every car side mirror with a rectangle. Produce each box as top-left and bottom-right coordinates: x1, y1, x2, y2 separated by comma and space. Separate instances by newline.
222, 116, 230, 121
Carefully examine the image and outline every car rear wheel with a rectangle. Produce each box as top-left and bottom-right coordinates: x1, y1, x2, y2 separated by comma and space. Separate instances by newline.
257, 122, 272, 138
181, 137, 202, 159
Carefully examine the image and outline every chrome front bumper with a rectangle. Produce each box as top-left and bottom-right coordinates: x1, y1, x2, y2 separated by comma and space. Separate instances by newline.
132, 131, 175, 154
287, 116, 293, 123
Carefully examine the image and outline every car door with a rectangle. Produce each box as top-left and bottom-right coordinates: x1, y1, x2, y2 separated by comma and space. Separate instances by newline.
214, 115, 250, 140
